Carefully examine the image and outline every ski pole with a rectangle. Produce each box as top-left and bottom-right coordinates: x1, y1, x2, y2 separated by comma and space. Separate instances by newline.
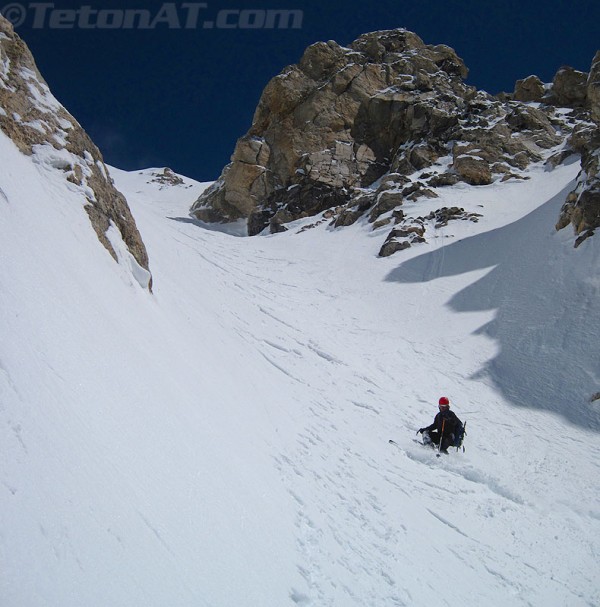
439, 418, 445, 454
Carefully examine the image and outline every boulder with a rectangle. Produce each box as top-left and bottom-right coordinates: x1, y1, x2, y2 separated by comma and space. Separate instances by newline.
513, 75, 546, 102
550, 66, 589, 107
452, 155, 493, 186
368, 190, 403, 223
427, 173, 459, 187
588, 51, 600, 123
379, 239, 412, 257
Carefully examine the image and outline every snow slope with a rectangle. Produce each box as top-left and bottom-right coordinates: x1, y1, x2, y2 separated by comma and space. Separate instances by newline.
1, 127, 599, 606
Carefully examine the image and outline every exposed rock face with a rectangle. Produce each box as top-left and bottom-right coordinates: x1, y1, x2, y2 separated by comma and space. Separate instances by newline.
588, 51, 600, 124
556, 125, 600, 245
192, 29, 470, 233
0, 16, 151, 287
550, 66, 589, 107
513, 75, 546, 102
554, 54, 600, 245
192, 28, 599, 252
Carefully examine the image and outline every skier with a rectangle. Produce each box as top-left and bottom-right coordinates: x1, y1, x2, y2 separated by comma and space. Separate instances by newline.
417, 397, 463, 453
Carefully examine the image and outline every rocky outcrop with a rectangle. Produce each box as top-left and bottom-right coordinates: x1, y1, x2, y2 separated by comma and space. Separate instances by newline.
513, 75, 546, 102
588, 51, 600, 124
0, 16, 151, 288
548, 66, 589, 108
378, 207, 481, 256
150, 167, 185, 187
512, 57, 599, 117
556, 125, 600, 245
553, 54, 600, 245
193, 30, 467, 232
191, 28, 600, 253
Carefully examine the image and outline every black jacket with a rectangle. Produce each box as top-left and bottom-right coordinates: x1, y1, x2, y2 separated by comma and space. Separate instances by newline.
425, 410, 462, 435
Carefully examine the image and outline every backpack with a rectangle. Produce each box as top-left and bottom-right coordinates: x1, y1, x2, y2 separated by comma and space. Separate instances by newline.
453, 421, 466, 449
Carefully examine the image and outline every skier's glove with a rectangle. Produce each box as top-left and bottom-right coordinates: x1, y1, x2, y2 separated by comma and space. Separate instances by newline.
417, 428, 425, 434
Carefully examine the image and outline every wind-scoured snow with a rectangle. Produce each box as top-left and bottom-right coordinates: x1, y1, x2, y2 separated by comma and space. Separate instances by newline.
1, 129, 599, 607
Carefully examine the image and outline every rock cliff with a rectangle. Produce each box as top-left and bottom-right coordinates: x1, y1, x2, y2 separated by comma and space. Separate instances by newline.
191, 29, 599, 253
0, 15, 152, 287
555, 51, 600, 245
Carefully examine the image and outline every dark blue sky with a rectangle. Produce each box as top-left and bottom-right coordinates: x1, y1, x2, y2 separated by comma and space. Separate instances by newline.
11, 0, 600, 181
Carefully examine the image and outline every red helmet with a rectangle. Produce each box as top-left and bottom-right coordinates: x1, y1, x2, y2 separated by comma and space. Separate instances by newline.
438, 396, 450, 407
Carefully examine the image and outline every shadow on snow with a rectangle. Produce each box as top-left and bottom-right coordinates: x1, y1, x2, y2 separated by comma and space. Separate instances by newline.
385, 181, 600, 432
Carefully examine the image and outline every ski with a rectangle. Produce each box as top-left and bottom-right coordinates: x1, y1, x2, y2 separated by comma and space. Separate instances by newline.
390, 438, 443, 456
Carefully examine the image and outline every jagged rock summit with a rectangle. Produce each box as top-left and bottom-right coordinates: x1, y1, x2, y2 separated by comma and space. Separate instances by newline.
191, 29, 600, 252
0, 15, 152, 287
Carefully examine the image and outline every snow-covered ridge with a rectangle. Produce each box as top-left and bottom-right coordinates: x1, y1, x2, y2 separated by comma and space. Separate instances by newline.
0, 14, 151, 287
